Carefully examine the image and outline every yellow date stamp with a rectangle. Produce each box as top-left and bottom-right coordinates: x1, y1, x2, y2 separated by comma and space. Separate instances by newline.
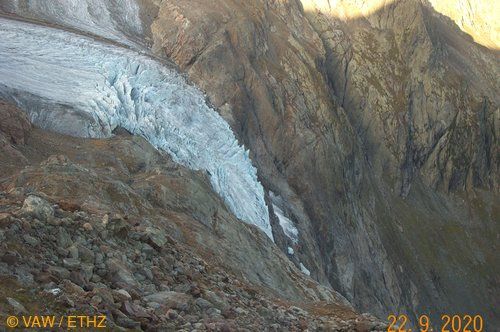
387, 314, 484, 332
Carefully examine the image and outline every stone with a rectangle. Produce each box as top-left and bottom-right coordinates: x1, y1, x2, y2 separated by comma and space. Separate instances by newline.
206, 307, 221, 318
141, 243, 155, 258
81, 263, 94, 281
61, 280, 86, 295
116, 316, 141, 329
203, 290, 229, 310
73, 211, 88, 221
46, 288, 62, 296
20, 195, 54, 221
63, 258, 80, 269
106, 258, 138, 287
234, 307, 248, 315
77, 244, 95, 263
144, 227, 167, 250
57, 200, 81, 212
112, 289, 132, 303
189, 285, 201, 298
146, 302, 161, 310
166, 309, 178, 320
220, 323, 233, 332
0, 216, 12, 231
35, 271, 54, 283
67, 245, 79, 259
57, 248, 69, 257
69, 271, 88, 287
108, 216, 130, 237
94, 253, 104, 265
90, 295, 102, 306
7, 297, 28, 314
57, 227, 73, 248
195, 297, 212, 310
143, 291, 191, 310
82, 222, 93, 231
23, 234, 40, 246
48, 266, 71, 279
1, 250, 20, 265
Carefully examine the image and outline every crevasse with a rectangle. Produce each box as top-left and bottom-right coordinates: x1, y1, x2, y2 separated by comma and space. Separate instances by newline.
0, 18, 274, 241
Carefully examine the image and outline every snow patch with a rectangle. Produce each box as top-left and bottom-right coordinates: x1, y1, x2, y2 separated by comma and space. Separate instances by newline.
273, 204, 298, 244
287, 247, 294, 255
0, 18, 273, 241
299, 263, 311, 276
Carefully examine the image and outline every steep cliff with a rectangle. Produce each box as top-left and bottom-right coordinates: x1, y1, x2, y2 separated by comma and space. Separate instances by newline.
147, 0, 499, 325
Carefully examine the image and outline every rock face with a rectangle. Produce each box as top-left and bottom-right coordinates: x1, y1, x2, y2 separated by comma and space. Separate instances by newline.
0, 99, 31, 145
0, 0, 498, 328
147, 0, 499, 325
0, 99, 31, 171
426, 0, 499, 49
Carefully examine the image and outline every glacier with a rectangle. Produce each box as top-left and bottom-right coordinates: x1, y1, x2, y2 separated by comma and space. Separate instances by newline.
0, 0, 144, 48
299, 263, 311, 276
0, 17, 274, 241
273, 204, 298, 244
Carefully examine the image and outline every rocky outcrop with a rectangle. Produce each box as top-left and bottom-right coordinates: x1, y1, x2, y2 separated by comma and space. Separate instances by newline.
0, 99, 31, 171
0, 99, 31, 145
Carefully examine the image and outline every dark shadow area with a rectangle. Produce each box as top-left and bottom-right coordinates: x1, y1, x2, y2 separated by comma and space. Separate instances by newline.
302, 0, 499, 328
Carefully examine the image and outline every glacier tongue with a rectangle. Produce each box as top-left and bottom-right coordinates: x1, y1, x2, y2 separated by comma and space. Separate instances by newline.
0, 18, 274, 241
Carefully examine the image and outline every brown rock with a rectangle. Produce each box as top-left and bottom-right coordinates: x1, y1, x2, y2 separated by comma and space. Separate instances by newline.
6, 297, 28, 314
61, 279, 86, 296
106, 258, 138, 287
121, 301, 151, 319
143, 291, 191, 310
112, 289, 132, 303
1, 250, 20, 265
58, 200, 81, 212
0, 99, 31, 145
82, 222, 93, 231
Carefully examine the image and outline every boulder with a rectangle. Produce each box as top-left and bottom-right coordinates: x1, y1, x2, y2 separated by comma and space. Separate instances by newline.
6, 297, 28, 314
20, 195, 54, 222
143, 291, 191, 310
